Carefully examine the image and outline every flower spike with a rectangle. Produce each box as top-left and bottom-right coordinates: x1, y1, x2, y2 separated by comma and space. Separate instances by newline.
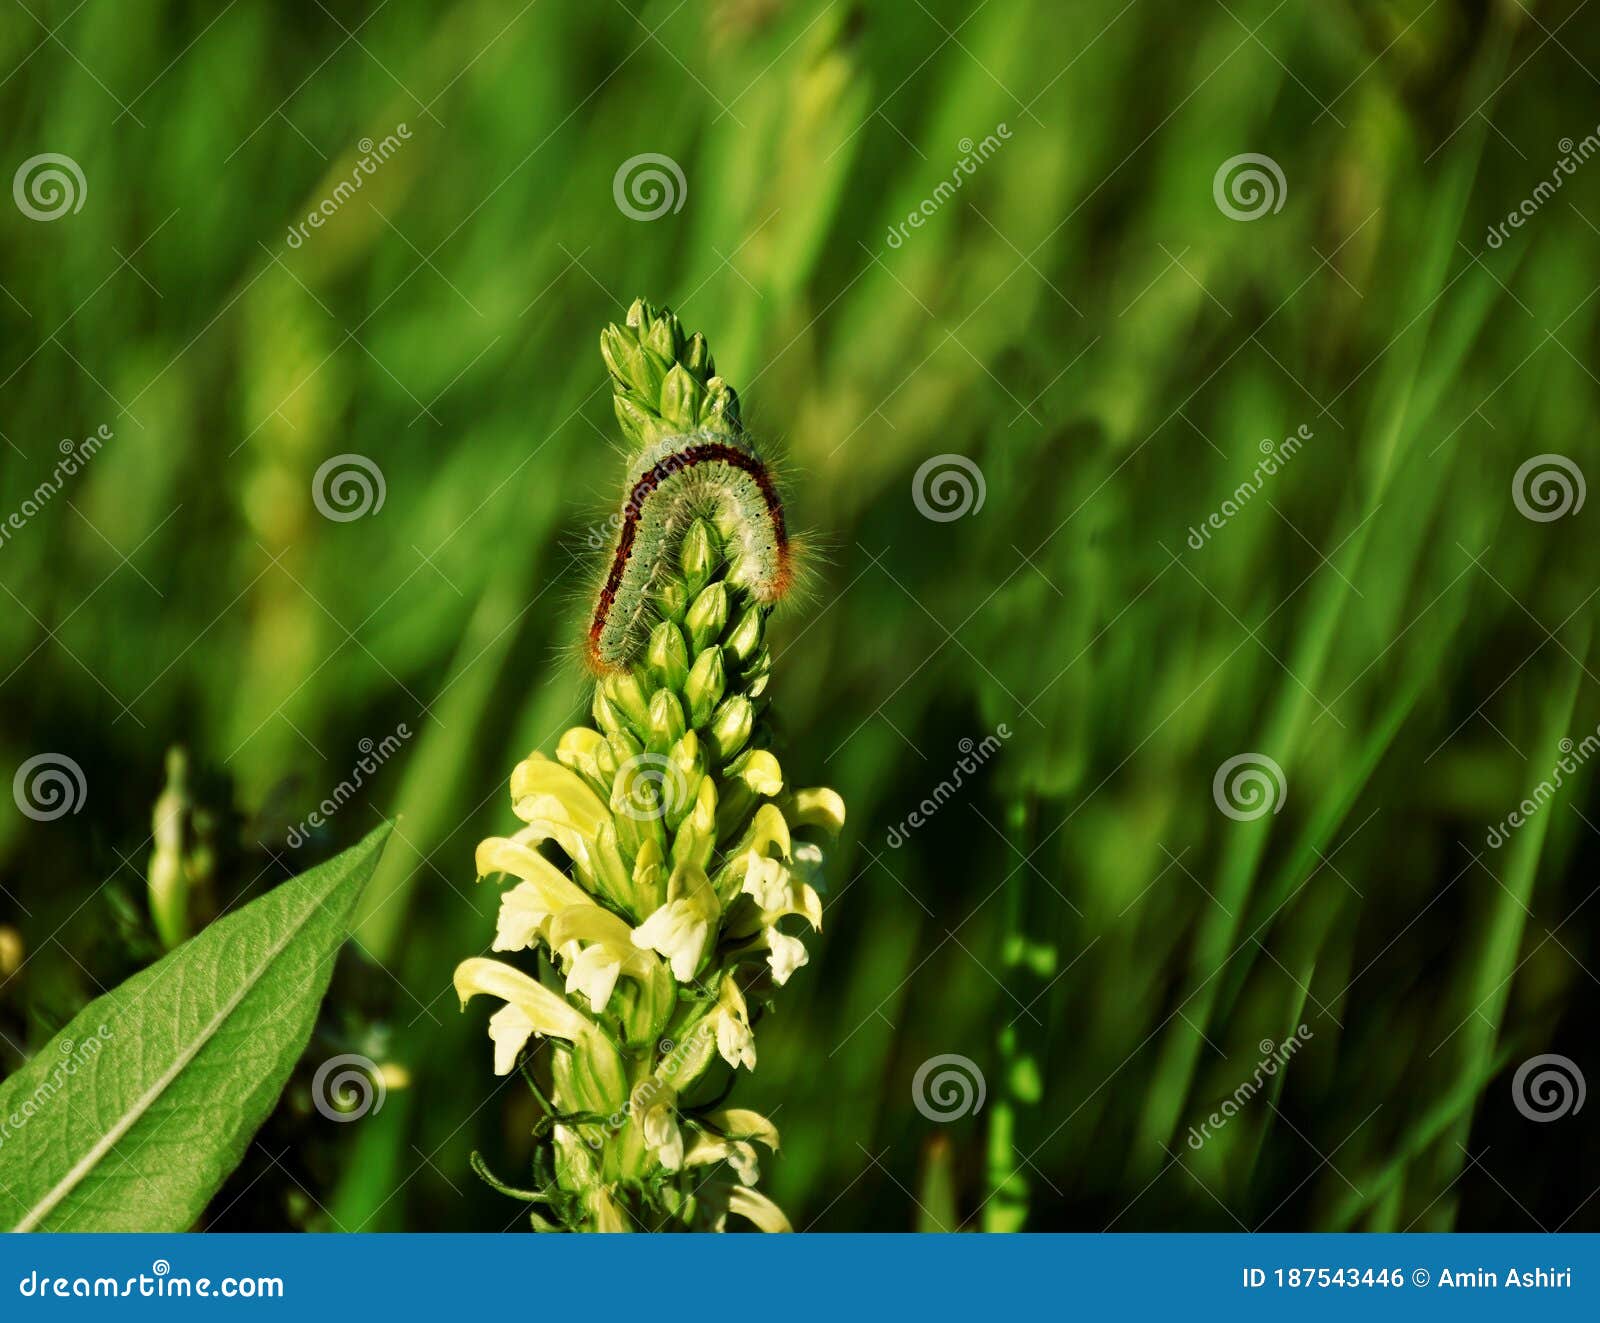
455, 302, 844, 1231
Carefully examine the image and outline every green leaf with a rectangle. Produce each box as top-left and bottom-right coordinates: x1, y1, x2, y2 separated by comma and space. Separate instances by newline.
0, 823, 392, 1232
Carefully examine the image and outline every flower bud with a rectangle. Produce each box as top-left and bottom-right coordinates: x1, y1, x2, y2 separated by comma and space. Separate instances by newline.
660, 364, 705, 431
702, 378, 742, 434
724, 604, 764, 664
680, 519, 716, 593
647, 689, 687, 749
591, 688, 631, 741
631, 837, 668, 913
611, 758, 668, 862
666, 731, 706, 819
707, 695, 753, 763
601, 325, 664, 400
641, 304, 681, 360
672, 775, 718, 872
556, 727, 617, 799
686, 581, 728, 653
646, 620, 690, 690
743, 649, 771, 699
685, 646, 727, 727
605, 726, 643, 768
602, 670, 651, 733
657, 577, 689, 623
685, 331, 711, 376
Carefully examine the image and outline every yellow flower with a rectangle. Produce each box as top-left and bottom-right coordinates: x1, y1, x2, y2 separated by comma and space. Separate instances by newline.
507, 754, 630, 901
711, 973, 756, 1070
453, 957, 594, 1074
547, 905, 656, 1014
710, 1184, 792, 1233
684, 1107, 780, 1186
685, 1134, 761, 1186
632, 862, 720, 982
764, 930, 810, 986
631, 1079, 683, 1171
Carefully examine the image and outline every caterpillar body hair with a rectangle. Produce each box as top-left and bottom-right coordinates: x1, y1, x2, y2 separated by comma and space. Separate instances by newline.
587, 430, 792, 672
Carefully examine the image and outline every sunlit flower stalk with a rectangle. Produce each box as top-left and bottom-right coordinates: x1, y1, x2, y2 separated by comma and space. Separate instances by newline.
455, 300, 844, 1232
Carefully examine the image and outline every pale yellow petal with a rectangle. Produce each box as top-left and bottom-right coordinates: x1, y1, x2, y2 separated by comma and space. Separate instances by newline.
475, 836, 591, 904
707, 1107, 781, 1150
564, 944, 623, 1015
510, 754, 610, 834
547, 903, 636, 953
727, 1185, 791, 1233
747, 802, 792, 860
486, 1002, 536, 1075
788, 786, 846, 836
453, 956, 592, 1044
492, 882, 549, 952
555, 727, 614, 789
737, 750, 783, 797
682, 1133, 761, 1185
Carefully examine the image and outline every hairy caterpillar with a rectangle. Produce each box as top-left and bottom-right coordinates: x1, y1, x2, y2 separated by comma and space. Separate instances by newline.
587, 431, 792, 672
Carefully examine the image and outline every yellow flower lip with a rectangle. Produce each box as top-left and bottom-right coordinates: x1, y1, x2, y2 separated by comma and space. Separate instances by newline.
788, 786, 846, 836
737, 751, 784, 796
453, 957, 595, 1072
510, 754, 611, 839
723, 1185, 792, 1233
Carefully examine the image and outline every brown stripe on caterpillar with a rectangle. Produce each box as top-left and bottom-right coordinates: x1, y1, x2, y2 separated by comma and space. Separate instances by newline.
587, 437, 791, 671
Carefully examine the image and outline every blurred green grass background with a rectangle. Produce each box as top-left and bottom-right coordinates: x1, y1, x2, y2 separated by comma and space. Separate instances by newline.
2, 0, 1599, 1231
